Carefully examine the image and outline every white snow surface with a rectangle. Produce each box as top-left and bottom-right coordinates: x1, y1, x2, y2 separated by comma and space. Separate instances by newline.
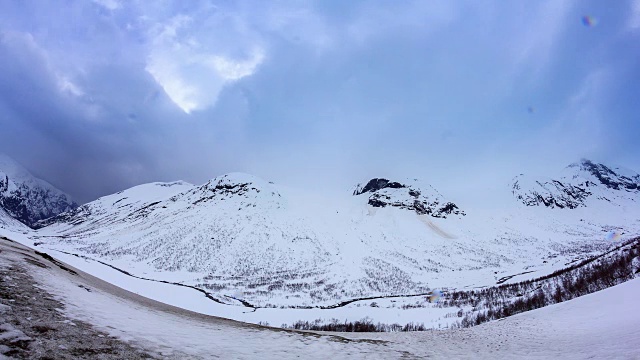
26, 162, 640, 312
20, 240, 640, 359
0, 207, 27, 232
0, 160, 631, 329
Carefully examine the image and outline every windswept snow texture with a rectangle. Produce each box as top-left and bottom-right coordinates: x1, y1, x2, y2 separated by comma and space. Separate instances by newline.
34, 162, 640, 308
0, 154, 77, 228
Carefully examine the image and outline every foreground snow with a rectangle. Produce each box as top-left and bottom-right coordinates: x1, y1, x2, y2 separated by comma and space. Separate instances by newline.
2, 237, 638, 359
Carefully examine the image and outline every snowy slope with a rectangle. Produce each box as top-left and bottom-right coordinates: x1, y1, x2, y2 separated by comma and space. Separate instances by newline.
4, 237, 639, 359
0, 206, 28, 232
31, 161, 640, 308
0, 154, 77, 228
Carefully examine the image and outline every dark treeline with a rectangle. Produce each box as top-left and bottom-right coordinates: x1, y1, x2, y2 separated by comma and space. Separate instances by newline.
280, 238, 639, 332
284, 318, 428, 332
453, 238, 640, 328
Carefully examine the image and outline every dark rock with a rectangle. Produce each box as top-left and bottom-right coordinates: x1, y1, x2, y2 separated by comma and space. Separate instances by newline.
355, 178, 465, 218
512, 159, 639, 209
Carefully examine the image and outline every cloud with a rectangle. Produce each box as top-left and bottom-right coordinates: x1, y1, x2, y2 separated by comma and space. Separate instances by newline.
345, 0, 458, 44
261, 3, 335, 52
144, 11, 266, 114
630, 0, 640, 31
507, 0, 574, 80
92, 0, 121, 11
57, 76, 85, 97
146, 45, 264, 114
504, 68, 613, 173
0, 0, 639, 204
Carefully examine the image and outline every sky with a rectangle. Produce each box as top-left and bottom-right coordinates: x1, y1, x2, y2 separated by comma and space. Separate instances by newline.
0, 0, 639, 203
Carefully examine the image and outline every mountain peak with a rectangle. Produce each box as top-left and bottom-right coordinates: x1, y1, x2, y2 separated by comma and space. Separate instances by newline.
0, 154, 78, 228
353, 177, 464, 218
513, 160, 639, 209
184, 172, 282, 207
201, 172, 277, 194
352, 178, 406, 196
0, 153, 32, 183
565, 159, 639, 191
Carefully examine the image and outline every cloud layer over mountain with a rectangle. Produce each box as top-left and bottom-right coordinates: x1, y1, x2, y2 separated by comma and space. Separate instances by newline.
1, 1, 639, 203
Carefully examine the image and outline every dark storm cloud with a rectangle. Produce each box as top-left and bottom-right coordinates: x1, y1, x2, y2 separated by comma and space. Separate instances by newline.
1, 0, 639, 203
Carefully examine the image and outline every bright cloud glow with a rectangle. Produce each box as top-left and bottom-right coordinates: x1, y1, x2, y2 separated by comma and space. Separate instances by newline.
208, 49, 265, 81
145, 14, 265, 113
57, 76, 84, 97
0, 0, 639, 203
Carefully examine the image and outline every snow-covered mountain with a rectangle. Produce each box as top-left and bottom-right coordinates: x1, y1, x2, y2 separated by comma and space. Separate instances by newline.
353, 178, 465, 218
512, 159, 639, 209
33, 173, 478, 305
0, 154, 77, 228
30, 161, 640, 308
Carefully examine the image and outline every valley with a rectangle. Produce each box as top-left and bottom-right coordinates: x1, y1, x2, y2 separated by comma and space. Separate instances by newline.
1, 155, 639, 330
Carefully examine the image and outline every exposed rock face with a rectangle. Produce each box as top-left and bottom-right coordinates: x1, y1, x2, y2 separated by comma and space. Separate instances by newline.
565, 159, 640, 191
186, 173, 280, 205
0, 155, 77, 228
511, 177, 591, 209
354, 178, 465, 218
353, 179, 407, 195
512, 159, 640, 209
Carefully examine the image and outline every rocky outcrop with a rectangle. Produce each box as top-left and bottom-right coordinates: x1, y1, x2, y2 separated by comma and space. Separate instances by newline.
354, 178, 465, 218
511, 176, 590, 209
512, 159, 639, 209
566, 159, 640, 191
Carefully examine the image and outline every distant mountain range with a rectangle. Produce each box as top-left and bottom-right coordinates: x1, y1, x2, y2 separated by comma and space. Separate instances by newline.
1, 155, 639, 307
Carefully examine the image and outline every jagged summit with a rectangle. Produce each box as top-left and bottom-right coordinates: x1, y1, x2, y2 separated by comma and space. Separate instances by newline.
511, 175, 590, 209
564, 159, 640, 191
353, 178, 407, 196
0, 154, 43, 187
353, 177, 465, 218
512, 159, 639, 209
184, 172, 282, 206
0, 154, 77, 228
199, 173, 277, 195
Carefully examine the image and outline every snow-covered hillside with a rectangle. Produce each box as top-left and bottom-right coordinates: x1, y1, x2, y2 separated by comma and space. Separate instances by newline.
3, 236, 639, 359
512, 159, 639, 209
0, 154, 77, 228
30, 160, 640, 309
0, 206, 28, 232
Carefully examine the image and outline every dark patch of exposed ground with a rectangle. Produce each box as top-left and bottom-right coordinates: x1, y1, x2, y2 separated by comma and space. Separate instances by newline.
0, 237, 387, 359
0, 251, 157, 359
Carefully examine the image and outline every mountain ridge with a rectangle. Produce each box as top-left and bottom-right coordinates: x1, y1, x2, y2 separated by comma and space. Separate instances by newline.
512, 159, 639, 209
26, 158, 640, 307
0, 154, 78, 228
